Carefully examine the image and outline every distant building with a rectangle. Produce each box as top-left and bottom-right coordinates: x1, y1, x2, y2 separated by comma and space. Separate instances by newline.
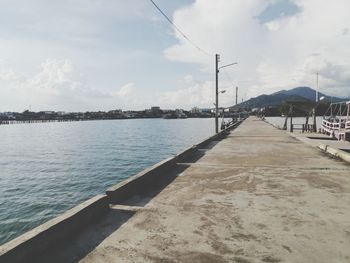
200, 108, 212, 113
210, 107, 224, 114
151, 106, 160, 112
224, 107, 238, 113
191, 107, 201, 113
108, 109, 122, 114
3, 112, 16, 119
123, 111, 137, 118
173, 109, 187, 118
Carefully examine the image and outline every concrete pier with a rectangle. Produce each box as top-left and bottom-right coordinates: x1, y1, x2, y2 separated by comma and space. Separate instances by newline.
3, 117, 350, 262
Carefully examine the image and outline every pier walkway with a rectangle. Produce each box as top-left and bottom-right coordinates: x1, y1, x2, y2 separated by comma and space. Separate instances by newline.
41, 117, 350, 262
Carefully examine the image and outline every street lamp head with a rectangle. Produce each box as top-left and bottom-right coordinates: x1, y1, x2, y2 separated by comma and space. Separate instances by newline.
218, 62, 238, 70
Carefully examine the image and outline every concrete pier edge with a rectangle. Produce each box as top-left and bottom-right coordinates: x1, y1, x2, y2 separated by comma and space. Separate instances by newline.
68, 117, 350, 262
263, 117, 350, 164
0, 195, 109, 263
0, 120, 242, 263
285, 130, 350, 164
317, 143, 350, 163
106, 120, 242, 203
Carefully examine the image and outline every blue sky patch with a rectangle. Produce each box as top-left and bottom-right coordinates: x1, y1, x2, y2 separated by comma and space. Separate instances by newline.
257, 0, 301, 23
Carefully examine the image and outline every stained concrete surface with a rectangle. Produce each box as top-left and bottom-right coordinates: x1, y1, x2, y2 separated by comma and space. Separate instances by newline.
44, 117, 350, 262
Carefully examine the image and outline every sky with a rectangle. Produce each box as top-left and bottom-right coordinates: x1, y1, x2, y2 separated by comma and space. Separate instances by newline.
0, 0, 350, 112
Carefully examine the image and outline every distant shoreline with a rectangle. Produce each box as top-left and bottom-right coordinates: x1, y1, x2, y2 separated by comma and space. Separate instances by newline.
0, 116, 216, 126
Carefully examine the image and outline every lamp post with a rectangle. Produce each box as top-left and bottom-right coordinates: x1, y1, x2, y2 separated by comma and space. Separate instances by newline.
313, 72, 319, 132
316, 72, 319, 102
215, 54, 238, 133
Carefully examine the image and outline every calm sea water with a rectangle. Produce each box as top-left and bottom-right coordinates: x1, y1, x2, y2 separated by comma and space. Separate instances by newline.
0, 118, 215, 245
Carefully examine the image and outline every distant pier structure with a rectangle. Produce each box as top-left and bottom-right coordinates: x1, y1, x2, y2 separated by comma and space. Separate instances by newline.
282, 100, 316, 133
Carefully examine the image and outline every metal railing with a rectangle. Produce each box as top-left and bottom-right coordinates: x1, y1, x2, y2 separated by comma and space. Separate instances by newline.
291, 123, 315, 133
346, 121, 350, 131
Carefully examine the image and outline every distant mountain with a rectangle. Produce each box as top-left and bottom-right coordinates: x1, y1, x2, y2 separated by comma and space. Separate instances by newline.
272, 86, 344, 102
233, 87, 346, 109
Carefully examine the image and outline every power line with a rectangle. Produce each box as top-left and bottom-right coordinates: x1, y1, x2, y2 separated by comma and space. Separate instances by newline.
148, 0, 211, 56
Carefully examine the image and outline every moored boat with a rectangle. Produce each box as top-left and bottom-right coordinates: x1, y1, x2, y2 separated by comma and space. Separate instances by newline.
321, 101, 350, 141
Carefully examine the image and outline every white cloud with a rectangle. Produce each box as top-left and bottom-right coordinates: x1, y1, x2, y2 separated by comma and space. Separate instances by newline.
183, 74, 194, 84
265, 20, 281, 31
158, 81, 212, 109
0, 0, 167, 111
0, 69, 19, 81
1, 0, 350, 111
0, 59, 142, 111
157, 79, 237, 109
113, 83, 134, 98
164, 0, 350, 101
25, 59, 76, 96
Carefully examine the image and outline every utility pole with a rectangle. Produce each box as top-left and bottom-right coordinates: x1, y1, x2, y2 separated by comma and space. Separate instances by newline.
313, 72, 319, 132
316, 72, 319, 102
215, 55, 237, 133
235, 86, 238, 105
215, 54, 220, 133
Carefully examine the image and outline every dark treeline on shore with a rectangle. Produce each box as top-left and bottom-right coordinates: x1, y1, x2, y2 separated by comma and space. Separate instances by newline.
262, 102, 331, 117
0, 107, 216, 124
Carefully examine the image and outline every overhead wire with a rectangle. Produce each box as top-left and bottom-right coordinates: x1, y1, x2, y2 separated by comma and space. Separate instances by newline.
148, 0, 212, 56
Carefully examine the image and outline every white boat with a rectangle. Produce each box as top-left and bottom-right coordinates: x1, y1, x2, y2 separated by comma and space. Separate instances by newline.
321, 101, 350, 141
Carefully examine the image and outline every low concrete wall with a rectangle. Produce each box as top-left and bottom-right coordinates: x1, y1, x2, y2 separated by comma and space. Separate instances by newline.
318, 144, 350, 163
0, 195, 109, 263
106, 120, 242, 203
0, 119, 243, 262
106, 157, 177, 203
